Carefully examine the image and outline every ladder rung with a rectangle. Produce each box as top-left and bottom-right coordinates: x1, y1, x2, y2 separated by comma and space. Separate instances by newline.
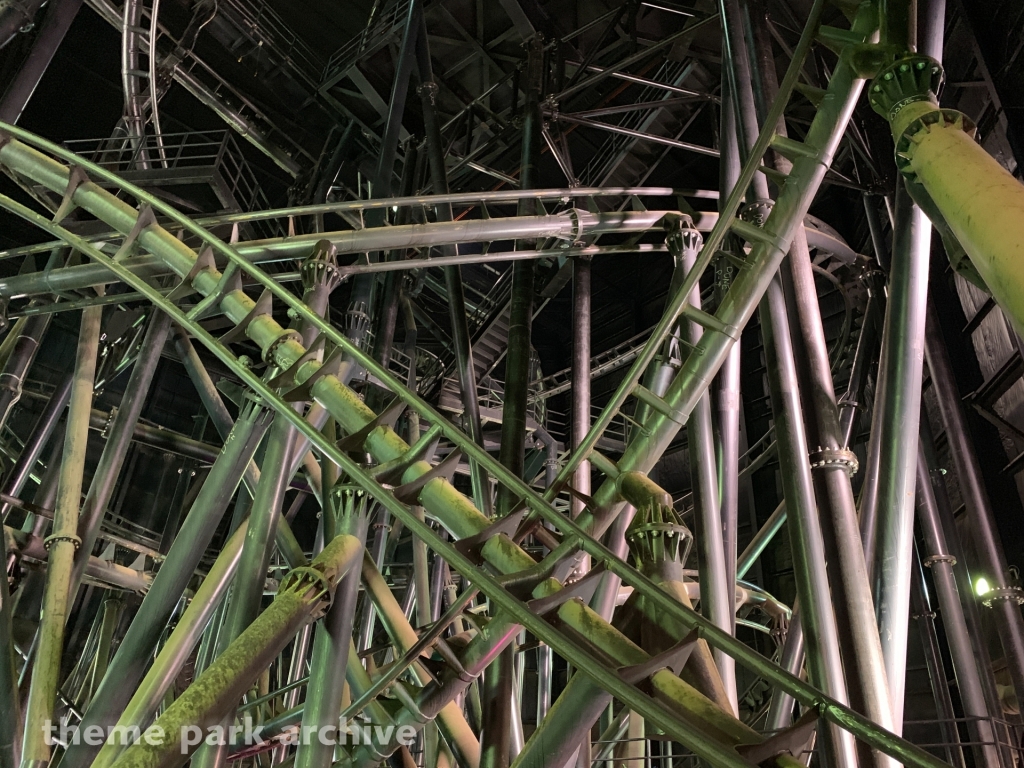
716, 248, 750, 272
680, 305, 739, 340
816, 25, 864, 49
633, 385, 679, 420
730, 218, 783, 249
794, 82, 827, 106
770, 134, 820, 160
588, 450, 620, 478
758, 165, 789, 186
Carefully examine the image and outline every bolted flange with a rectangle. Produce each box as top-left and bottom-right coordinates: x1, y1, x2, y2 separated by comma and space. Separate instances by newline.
894, 108, 977, 179
739, 198, 775, 228
662, 212, 701, 257
868, 54, 943, 123
301, 239, 343, 294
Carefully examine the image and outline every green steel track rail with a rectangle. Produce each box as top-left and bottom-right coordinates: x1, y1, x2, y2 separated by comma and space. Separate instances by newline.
0, 108, 948, 768
0, 3, 940, 765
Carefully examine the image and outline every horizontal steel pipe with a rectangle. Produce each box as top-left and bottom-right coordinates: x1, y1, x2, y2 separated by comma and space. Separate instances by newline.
0, 187, 696, 261
4, 525, 152, 592
0, 210, 668, 299
0, 111, 951, 768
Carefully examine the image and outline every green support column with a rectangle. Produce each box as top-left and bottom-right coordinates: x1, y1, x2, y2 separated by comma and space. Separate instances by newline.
105, 533, 364, 768
20, 305, 102, 768
869, 56, 1024, 339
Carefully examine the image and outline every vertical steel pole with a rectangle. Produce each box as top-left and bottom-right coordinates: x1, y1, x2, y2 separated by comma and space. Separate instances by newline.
59, 404, 271, 768
70, 310, 171, 596
293, 489, 368, 768
715, 40, 743, 712
915, 425, 1003, 767
909, 552, 965, 768
677, 223, 735, 713
496, 34, 542, 518
722, 1, 885, 751
923, 302, 1024, 716
487, 42, 542, 768
344, 0, 421, 360
416, 21, 489, 512
859, 185, 931, 729
759, 275, 859, 768
20, 304, 101, 768
739, 0, 897, 750
571, 255, 591, 523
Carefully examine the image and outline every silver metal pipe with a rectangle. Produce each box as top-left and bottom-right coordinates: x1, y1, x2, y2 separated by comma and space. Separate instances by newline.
909, 553, 965, 768
765, 617, 804, 730
4, 526, 152, 593
736, 501, 784, 580
860, 185, 931, 729
759, 275, 858, 768
120, 0, 146, 140
716, 43, 742, 667
681, 231, 735, 713
0, 210, 672, 299
571, 256, 591, 522
923, 300, 1024, 716
915, 435, 1002, 767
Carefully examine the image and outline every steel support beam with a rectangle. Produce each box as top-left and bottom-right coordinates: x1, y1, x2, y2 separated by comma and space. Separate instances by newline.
857, 184, 930, 728
0, 0, 83, 124
416, 21, 489, 512
58, 404, 272, 768
69, 311, 171, 598
923, 301, 1024, 715
104, 533, 363, 768
915, 420, 1004, 767
20, 305, 101, 768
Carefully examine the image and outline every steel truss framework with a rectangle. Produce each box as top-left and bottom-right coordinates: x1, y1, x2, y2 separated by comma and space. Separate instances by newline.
1, 2, 1024, 768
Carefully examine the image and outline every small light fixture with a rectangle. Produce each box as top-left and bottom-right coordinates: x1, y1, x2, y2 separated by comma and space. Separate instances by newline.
976, 577, 991, 597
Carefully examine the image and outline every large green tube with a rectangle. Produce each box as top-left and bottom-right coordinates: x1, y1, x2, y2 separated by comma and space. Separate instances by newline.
869, 55, 1024, 339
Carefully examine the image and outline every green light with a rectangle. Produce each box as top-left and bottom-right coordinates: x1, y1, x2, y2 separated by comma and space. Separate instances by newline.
976, 577, 991, 597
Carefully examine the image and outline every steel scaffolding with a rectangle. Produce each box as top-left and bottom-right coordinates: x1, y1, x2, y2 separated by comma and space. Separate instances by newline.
1, 2, 1024, 768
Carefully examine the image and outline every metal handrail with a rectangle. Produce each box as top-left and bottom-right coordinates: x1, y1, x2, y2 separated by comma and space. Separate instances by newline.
320, 0, 412, 88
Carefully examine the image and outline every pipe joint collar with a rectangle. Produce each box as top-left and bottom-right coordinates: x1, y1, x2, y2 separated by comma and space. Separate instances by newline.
301, 239, 343, 293
43, 532, 81, 550
868, 55, 943, 124
893, 108, 977, 179
662, 213, 700, 258
982, 585, 1024, 608
807, 446, 858, 476
739, 199, 774, 228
